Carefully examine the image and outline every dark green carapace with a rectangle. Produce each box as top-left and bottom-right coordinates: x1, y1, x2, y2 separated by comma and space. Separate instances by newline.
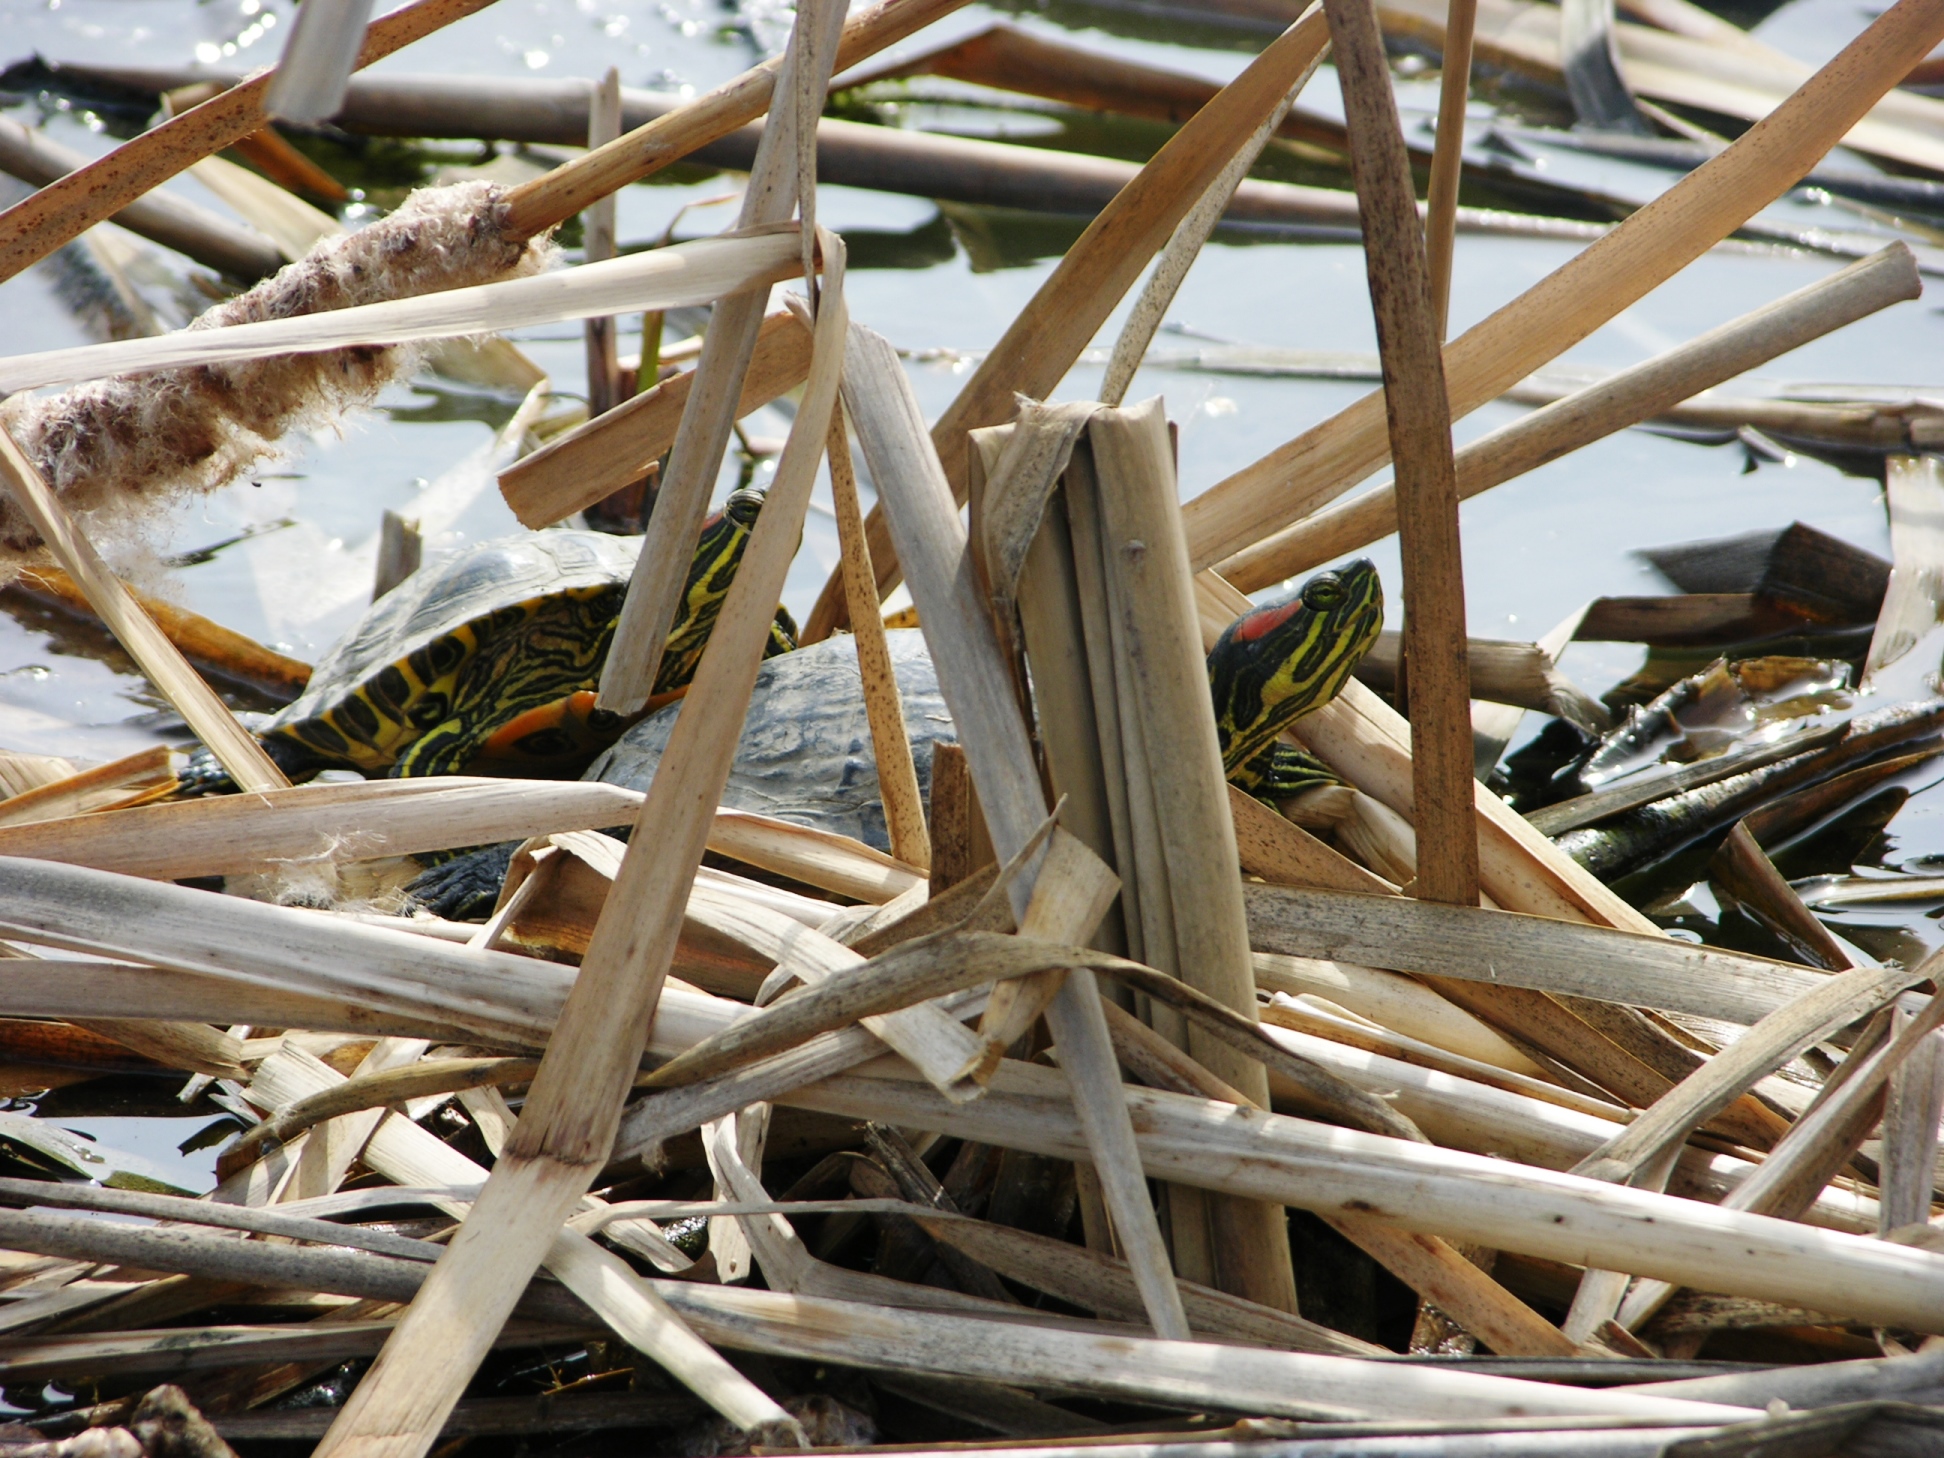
1207, 559, 1385, 801
181, 488, 793, 793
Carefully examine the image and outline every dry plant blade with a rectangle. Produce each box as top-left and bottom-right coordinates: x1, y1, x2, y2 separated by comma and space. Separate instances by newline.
1322, 0, 1478, 907
1097, 64, 1321, 407
0, 426, 285, 793
596, 0, 848, 716
1865, 452, 1944, 689
0, 1179, 433, 1265
616, 990, 993, 1162
840, 322, 1189, 1339
0, 856, 582, 1056
1100, 957, 1423, 1142
712, 808, 923, 902
1090, 399, 1301, 1309
263, 0, 378, 125
684, 880, 996, 1097
1879, 1001, 1944, 1231
1223, 242, 1922, 586
828, 404, 932, 869
642, 931, 1061, 1090
1180, 0, 1944, 571
1573, 957, 1926, 1185
0, 116, 284, 280
223, 1057, 541, 1172
0, 232, 801, 394
0, 0, 492, 284
1424, 0, 1478, 334
801, 2, 1332, 639
312, 239, 847, 1458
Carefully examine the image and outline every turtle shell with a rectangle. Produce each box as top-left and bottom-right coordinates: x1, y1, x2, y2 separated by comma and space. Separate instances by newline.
268, 530, 641, 773
586, 629, 955, 853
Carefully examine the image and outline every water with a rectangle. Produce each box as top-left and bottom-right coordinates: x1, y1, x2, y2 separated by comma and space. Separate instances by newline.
0, 0, 1941, 1183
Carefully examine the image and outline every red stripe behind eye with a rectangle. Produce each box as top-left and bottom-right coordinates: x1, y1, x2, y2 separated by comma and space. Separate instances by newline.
1233, 599, 1304, 643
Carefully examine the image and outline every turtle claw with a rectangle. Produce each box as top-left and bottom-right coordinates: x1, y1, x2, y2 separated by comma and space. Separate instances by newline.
407, 842, 519, 922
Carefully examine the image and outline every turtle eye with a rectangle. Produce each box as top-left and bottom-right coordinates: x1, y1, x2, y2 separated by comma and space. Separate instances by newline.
1301, 574, 1344, 611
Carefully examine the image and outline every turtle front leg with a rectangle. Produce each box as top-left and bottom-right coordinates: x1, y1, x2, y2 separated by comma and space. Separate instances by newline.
1230, 741, 1343, 804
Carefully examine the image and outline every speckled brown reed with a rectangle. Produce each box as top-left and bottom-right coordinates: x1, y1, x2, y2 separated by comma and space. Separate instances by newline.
0, 181, 551, 568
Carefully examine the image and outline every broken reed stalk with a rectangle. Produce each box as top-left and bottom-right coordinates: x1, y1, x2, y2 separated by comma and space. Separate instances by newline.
1224, 241, 1922, 586
827, 404, 932, 869
1089, 399, 1300, 1312
582, 68, 624, 417
1181, 0, 1944, 573
310, 239, 847, 1458
0, 0, 492, 284
839, 321, 1191, 1341
1879, 997, 1944, 1231
596, 0, 848, 715
800, 3, 1333, 641
1423, 0, 1477, 335
1320, 0, 1478, 907
0, 425, 285, 793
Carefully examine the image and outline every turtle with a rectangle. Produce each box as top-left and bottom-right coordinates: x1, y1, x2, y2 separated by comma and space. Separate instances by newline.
177, 488, 796, 793
409, 558, 1384, 918
1209, 556, 1385, 801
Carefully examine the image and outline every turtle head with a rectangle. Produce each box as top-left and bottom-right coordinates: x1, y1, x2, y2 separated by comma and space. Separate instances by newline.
721, 487, 767, 530
1208, 558, 1384, 773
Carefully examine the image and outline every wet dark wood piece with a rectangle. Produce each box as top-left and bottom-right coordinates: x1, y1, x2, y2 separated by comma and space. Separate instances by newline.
1321, 0, 1478, 908
1709, 820, 1853, 971
1526, 722, 1847, 836
1574, 593, 1823, 646
1641, 521, 1890, 627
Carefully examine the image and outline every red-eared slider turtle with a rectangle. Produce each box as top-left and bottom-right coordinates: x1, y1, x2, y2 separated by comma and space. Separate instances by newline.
1211, 557, 1384, 799
179, 489, 795, 792
412, 559, 1383, 917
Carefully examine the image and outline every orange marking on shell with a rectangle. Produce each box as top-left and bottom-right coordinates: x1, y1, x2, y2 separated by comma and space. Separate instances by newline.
479, 690, 598, 754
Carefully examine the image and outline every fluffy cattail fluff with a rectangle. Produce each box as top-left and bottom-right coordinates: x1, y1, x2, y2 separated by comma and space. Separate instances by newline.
0, 181, 552, 568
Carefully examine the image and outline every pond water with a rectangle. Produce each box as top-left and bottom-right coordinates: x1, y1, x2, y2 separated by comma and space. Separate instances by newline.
0, 0, 1940, 1183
